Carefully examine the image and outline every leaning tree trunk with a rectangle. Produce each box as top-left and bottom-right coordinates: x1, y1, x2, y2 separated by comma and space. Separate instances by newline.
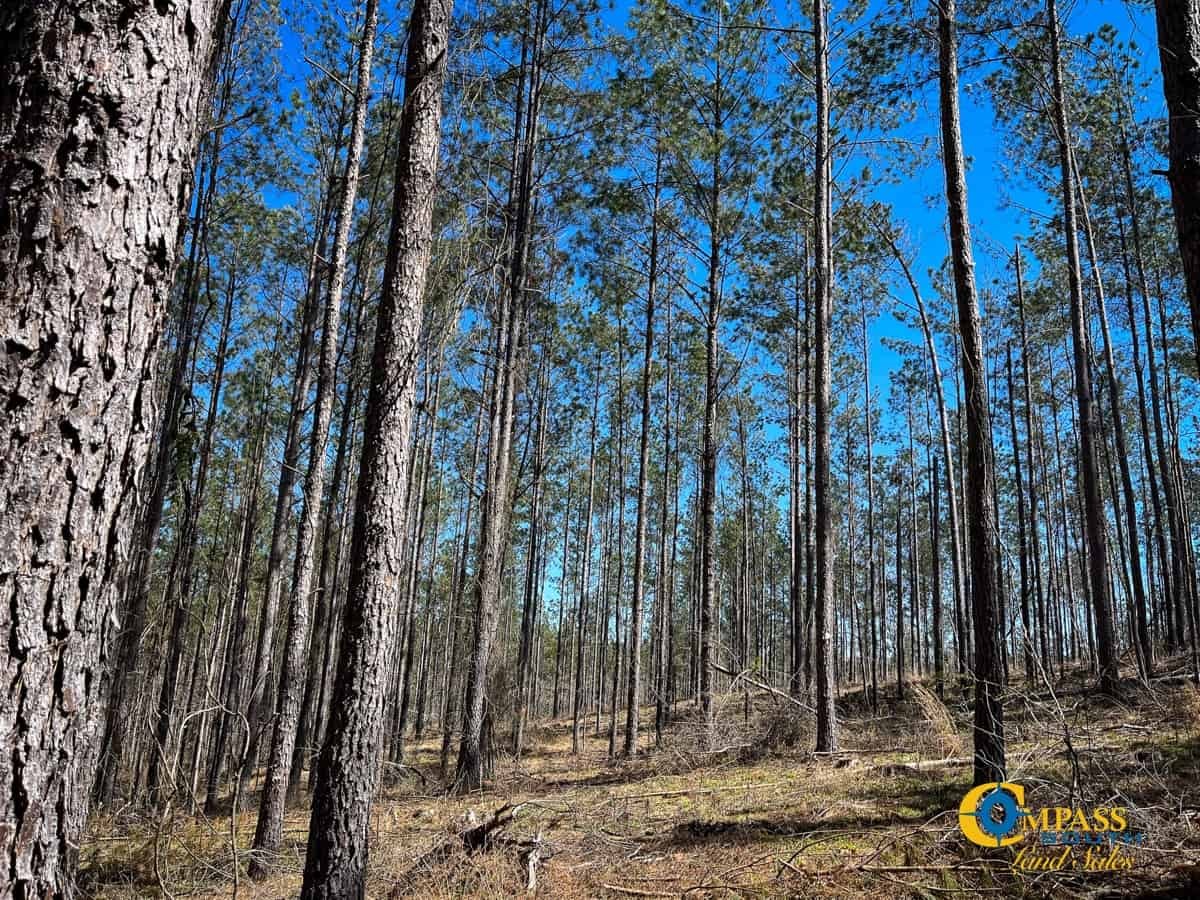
249, 0, 380, 874
300, 0, 452, 893
936, 0, 1005, 785
1046, 0, 1119, 693
0, 1, 228, 892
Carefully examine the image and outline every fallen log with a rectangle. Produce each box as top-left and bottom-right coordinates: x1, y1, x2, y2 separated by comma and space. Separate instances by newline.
871, 756, 972, 775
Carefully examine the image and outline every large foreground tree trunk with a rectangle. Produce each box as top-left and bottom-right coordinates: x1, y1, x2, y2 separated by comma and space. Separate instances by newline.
0, 1, 228, 892
936, 0, 1005, 785
300, 0, 451, 894
1153, 0, 1200, 369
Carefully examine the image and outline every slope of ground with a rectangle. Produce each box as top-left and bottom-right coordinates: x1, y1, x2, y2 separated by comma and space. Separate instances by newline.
80, 665, 1200, 898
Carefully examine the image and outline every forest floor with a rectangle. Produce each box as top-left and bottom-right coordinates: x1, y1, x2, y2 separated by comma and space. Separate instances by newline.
80, 662, 1200, 899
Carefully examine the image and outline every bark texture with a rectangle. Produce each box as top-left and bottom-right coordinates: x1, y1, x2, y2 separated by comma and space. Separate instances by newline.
936, 0, 1005, 785
1153, 0, 1200, 369
812, 0, 837, 754
300, 0, 451, 894
0, 0, 226, 892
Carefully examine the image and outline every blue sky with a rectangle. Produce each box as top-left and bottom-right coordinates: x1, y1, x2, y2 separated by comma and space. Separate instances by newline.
272, 0, 1164, 392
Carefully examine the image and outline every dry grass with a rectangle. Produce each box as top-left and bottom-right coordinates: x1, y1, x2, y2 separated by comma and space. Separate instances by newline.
909, 682, 965, 758
79, 663, 1200, 899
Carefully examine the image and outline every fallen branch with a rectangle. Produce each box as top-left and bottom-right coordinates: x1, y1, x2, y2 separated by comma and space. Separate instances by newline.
600, 883, 676, 898
394, 800, 547, 896
461, 802, 523, 852
381, 761, 430, 786
713, 662, 815, 713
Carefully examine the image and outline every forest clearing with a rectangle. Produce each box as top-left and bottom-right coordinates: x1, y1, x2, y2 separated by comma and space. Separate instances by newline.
80, 665, 1200, 897
7, 0, 1200, 897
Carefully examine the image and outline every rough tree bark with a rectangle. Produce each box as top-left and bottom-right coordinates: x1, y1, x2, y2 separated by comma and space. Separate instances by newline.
0, 0, 228, 892
936, 0, 1005, 784
300, 0, 451, 893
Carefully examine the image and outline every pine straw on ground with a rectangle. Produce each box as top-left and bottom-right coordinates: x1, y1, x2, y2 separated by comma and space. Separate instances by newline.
80, 663, 1200, 899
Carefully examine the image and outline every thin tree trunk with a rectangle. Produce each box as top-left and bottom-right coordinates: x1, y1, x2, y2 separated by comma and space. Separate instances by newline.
932, 455, 944, 697
1073, 159, 1152, 680
655, 294, 675, 745
625, 151, 661, 756
936, 0, 1004, 784
552, 475, 573, 720
147, 265, 237, 806
860, 304, 880, 709
1006, 344, 1035, 679
1046, 0, 1119, 693
811, 0, 837, 753
455, 0, 544, 791
572, 359, 601, 753
514, 370, 548, 757
301, 0, 451, 891
439, 386, 487, 780
1015, 249, 1050, 674
250, 0, 379, 871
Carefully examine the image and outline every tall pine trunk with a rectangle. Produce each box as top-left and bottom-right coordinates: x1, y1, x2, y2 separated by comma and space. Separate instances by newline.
811, 0, 837, 753
936, 0, 1005, 784
249, 0, 379, 872
300, 0, 451, 892
625, 153, 660, 756
0, 1, 228, 886
1046, 0, 1119, 693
